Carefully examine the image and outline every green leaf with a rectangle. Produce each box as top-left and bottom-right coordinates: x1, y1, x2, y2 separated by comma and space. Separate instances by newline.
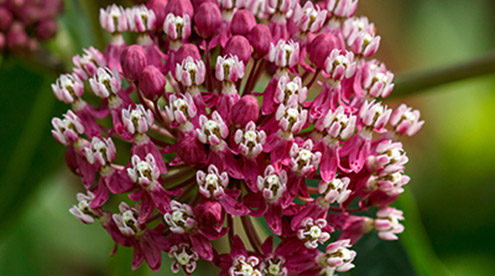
395, 190, 451, 276
0, 59, 65, 234
346, 234, 415, 276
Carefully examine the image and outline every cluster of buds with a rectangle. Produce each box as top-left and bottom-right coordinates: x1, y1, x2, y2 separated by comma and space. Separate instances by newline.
0, 0, 63, 53
52, 0, 424, 274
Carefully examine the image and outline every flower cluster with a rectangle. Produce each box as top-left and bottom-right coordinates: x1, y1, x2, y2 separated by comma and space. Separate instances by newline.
52, 0, 424, 274
0, 0, 63, 53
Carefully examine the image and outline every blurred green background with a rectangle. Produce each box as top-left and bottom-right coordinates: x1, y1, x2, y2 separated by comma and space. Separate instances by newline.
0, 0, 493, 275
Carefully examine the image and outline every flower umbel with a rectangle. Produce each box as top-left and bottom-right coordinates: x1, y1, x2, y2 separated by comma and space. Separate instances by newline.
52, 0, 424, 274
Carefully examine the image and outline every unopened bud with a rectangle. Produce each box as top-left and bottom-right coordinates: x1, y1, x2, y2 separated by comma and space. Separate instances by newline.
193, 2, 222, 39
165, 0, 194, 18
139, 65, 166, 100
121, 45, 148, 81
247, 24, 272, 59
309, 33, 342, 69
224, 35, 252, 64
176, 43, 201, 64
195, 200, 223, 226
177, 134, 206, 164
231, 95, 259, 127
231, 9, 256, 36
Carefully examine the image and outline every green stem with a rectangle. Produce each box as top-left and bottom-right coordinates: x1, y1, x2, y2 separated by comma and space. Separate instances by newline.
390, 52, 495, 98
240, 215, 261, 254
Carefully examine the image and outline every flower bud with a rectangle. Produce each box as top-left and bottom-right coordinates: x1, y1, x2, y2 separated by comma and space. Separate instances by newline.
177, 134, 206, 164
176, 43, 201, 64
224, 35, 252, 64
309, 33, 341, 69
121, 45, 148, 81
36, 19, 57, 41
193, 2, 222, 39
165, 0, 194, 18
0, 7, 12, 31
195, 200, 223, 227
231, 9, 256, 36
230, 95, 259, 127
247, 24, 272, 59
139, 65, 166, 100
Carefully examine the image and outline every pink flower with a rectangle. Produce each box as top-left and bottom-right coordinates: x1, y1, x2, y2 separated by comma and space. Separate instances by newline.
163, 13, 191, 41
73, 47, 106, 81
89, 67, 121, 98
327, 0, 358, 18
374, 207, 405, 240
127, 154, 172, 221
293, 2, 327, 34
390, 104, 425, 137
196, 164, 249, 216
234, 121, 266, 158
168, 243, 199, 274
126, 5, 156, 33
51, 1, 423, 273
69, 192, 100, 224
269, 40, 300, 69
52, 73, 84, 104
323, 239, 357, 272
289, 139, 321, 176
318, 177, 352, 205
51, 110, 84, 145
297, 218, 331, 249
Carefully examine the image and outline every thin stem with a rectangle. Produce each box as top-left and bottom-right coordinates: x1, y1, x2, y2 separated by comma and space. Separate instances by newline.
227, 214, 234, 245
304, 69, 321, 89
307, 186, 319, 194
242, 58, 260, 96
328, 206, 367, 213
162, 168, 195, 185
300, 69, 311, 82
149, 136, 171, 147
166, 72, 182, 93
390, 52, 495, 98
145, 213, 162, 224
150, 124, 175, 140
153, 100, 176, 136
204, 40, 214, 92
175, 182, 196, 202
240, 215, 261, 254
244, 59, 266, 95
168, 176, 196, 191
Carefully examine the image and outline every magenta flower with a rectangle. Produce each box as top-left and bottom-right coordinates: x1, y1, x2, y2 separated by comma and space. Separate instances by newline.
374, 207, 405, 240
52, 0, 425, 274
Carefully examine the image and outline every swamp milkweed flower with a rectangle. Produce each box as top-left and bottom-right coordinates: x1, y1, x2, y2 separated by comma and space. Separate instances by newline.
53, 0, 424, 274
